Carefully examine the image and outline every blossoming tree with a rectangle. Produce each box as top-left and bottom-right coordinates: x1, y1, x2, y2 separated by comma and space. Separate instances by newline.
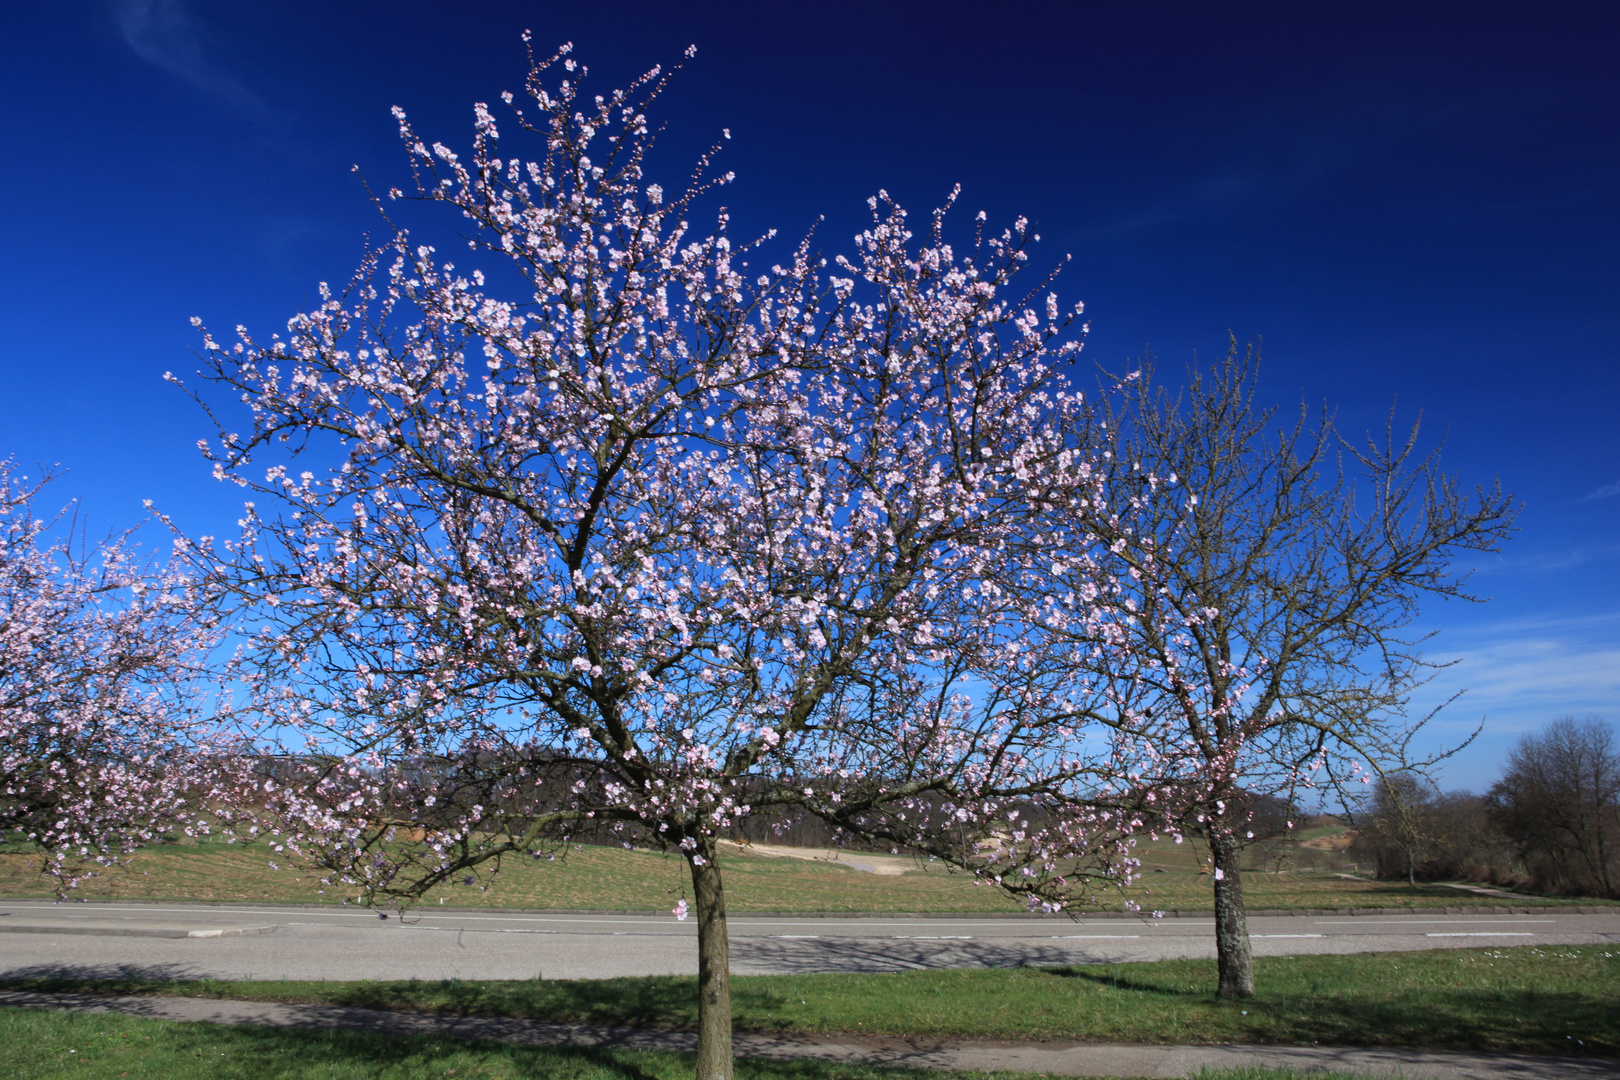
181, 42, 1163, 1079
1042, 345, 1517, 997
0, 462, 225, 897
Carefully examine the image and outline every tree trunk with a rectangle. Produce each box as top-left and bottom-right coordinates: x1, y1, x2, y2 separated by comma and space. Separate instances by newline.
689, 837, 733, 1080
1209, 833, 1254, 998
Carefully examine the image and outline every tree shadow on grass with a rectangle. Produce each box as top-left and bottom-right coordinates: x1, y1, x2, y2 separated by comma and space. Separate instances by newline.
1251, 989, 1619, 1056
0, 962, 218, 998
0, 962, 706, 1029
11, 1009, 683, 1080
6, 958, 1617, 1059
339, 974, 705, 1028
4, 1006, 957, 1080
1043, 965, 1620, 1056
214, 1025, 675, 1080
1044, 964, 1206, 999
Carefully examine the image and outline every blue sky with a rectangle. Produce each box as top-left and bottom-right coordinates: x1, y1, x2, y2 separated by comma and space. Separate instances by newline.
1, 1, 1614, 792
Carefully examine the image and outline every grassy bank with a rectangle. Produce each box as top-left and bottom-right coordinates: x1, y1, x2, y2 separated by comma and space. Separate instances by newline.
8, 945, 1616, 1056
0, 1008, 1376, 1080
0, 838, 1590, 914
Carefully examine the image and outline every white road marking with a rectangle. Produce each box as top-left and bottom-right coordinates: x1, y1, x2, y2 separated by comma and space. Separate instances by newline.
735, 920, 1008, 928
774, 935, 820, 939
0, 905, 1152, 931
302, 924, 562, 935
1051, 935, 1140, 939
1313, 919, 1557, 925
0, 905, 707, 928
1425, 932, 1534, 937
893, 935, 972, 940
1255, 934, 1324, 938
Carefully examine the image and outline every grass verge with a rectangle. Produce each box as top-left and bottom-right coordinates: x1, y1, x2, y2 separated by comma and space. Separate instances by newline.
0, 1007, 1373, 1080
7, 946, 1615, 1057
0, 841, 1595, 913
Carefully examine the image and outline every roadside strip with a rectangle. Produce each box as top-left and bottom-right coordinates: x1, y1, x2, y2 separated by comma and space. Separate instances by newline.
4, 989, 1616, 1080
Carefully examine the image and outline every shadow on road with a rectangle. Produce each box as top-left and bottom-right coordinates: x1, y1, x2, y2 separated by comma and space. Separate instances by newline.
731, 935, 1140, 974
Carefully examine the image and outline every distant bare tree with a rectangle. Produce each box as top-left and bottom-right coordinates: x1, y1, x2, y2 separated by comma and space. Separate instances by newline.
1046, 341, 1518, 997
1351, 783, 1512, 886
1356, 772, 1442, 885
1490, 716, 1619, 898
1427, 792, 1511, 883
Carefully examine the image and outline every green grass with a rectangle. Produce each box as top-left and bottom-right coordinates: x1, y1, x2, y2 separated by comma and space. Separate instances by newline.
0, 1008, 1375, 1080
2, 836, 1595, 914
9, 945, 1616, 1057
0, 844, 1025, 912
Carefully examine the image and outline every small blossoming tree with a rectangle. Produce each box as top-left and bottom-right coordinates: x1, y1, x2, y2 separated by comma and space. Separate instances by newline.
0, 462, 226, 897
181, 42, 1163, 1079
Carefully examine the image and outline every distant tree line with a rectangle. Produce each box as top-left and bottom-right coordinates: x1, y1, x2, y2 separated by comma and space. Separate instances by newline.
1353, 715, 1619, 898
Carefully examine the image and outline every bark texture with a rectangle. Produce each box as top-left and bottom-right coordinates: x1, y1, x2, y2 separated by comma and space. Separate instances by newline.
690, 838, 733, 1080
1210, 833, 1255, 998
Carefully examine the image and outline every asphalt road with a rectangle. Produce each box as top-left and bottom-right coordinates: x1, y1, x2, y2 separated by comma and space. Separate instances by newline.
2, 903, 1616, 981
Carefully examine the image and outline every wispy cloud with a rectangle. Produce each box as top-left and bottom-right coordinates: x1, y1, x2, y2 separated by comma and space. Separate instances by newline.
114, 0, 264, 112
1455, 610, 1620, 637
1412, 613, 1619, 739
1436, 642, 1618, 717
1575, 479, 1620, 503
1468, 543, 1620, 576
